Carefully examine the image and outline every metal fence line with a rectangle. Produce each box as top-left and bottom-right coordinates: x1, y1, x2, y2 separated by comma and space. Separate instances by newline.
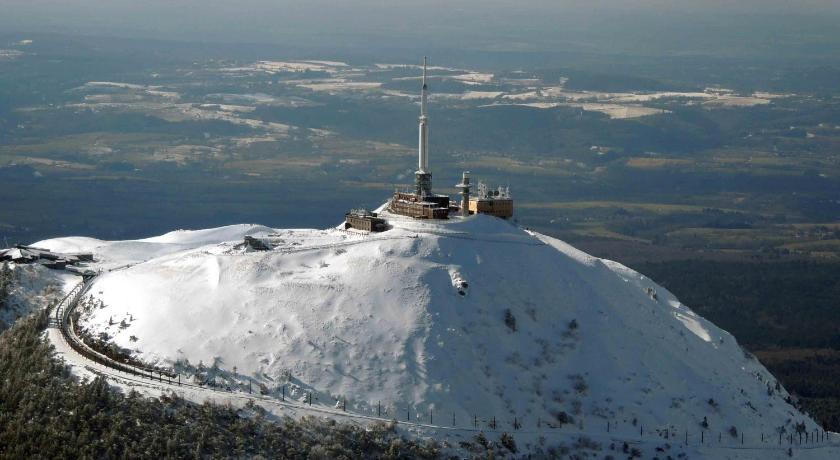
48, 275, 839, 452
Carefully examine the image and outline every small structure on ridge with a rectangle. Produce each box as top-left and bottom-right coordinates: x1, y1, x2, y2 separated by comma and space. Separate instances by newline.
470, 182, 513, 219
345, 209, 388, 232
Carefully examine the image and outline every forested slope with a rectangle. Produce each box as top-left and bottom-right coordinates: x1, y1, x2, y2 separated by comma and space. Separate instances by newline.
0, 311, 440, 459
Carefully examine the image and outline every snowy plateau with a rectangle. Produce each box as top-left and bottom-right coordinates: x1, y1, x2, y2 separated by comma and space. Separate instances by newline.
29, 213, 840, 458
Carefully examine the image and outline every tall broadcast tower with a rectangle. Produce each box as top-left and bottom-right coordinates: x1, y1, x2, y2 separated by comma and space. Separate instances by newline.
386, 57, 452, 219
415, 56, 433, 197
382, 56, 511, 221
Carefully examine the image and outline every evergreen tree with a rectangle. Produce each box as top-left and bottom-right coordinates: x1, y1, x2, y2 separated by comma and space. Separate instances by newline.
0, 310, 441, 459
0, 262, 12, 310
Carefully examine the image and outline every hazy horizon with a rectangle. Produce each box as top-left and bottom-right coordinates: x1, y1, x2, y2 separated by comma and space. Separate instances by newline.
3, 1, 840, 63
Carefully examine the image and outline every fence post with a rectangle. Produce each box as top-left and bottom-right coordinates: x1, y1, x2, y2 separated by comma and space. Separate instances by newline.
452, 412, 456, 427
377, 400, 381, 417
281, 385, 285, 402
407, 406, 410, 422
779, 431, 782, 445
741, 432, 744, 445
474, 415, 478, 429
701, 431, 704, 444
429, 408, 432, 425
607, 421, 609, 433
685, 430, 688, 446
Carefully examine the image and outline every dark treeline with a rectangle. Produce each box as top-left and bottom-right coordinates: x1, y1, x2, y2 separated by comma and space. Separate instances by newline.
638, 260, 840, 349
0, 311, 441, 459
0, 262, 11, 307
0, 262, 13, 331
756, 351, 840, 432
639, 259, 840, 431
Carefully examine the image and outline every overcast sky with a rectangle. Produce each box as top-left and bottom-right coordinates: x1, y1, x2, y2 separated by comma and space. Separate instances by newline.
3, 1, 839, 60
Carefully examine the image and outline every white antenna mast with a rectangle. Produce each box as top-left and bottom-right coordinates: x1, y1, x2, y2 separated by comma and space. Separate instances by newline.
418, 56, 429, 173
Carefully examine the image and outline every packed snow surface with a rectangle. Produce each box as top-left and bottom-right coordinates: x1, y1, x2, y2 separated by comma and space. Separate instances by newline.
36, 216, 819, 438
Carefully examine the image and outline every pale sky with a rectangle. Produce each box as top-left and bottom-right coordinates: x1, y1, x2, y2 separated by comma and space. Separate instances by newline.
2, 1, 838, 60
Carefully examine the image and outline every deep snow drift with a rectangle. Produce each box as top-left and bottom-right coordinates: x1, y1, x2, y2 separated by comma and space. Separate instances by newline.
35, 215, 819, 439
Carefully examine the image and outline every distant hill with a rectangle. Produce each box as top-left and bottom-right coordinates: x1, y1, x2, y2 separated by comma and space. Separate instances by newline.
32, 214, 824, 458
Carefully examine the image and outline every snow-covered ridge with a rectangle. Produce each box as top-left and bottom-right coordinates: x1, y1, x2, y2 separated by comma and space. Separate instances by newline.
36, 216, 820, 444
34, 224, 274, 270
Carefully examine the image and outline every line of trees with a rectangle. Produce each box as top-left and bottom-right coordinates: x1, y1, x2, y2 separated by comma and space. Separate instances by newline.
0, 262, 13, 331
640, 259, 840, 431
0, 310, 442, 459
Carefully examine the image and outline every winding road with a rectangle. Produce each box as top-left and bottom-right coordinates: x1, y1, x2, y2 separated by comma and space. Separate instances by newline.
43, 240, 840, 459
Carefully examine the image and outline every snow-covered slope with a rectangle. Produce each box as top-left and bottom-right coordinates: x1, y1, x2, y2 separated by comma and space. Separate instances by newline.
45, 215, 819, 440
35, 224, 275, 270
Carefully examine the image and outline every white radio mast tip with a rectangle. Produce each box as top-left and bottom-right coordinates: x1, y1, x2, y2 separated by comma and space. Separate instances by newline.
418, 56, 430, 175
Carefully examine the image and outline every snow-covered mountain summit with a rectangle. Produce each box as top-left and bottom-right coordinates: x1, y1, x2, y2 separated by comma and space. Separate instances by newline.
36, 215, 818, 438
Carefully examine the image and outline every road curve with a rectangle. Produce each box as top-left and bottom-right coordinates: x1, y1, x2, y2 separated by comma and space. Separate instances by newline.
44, 259, 840, 458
